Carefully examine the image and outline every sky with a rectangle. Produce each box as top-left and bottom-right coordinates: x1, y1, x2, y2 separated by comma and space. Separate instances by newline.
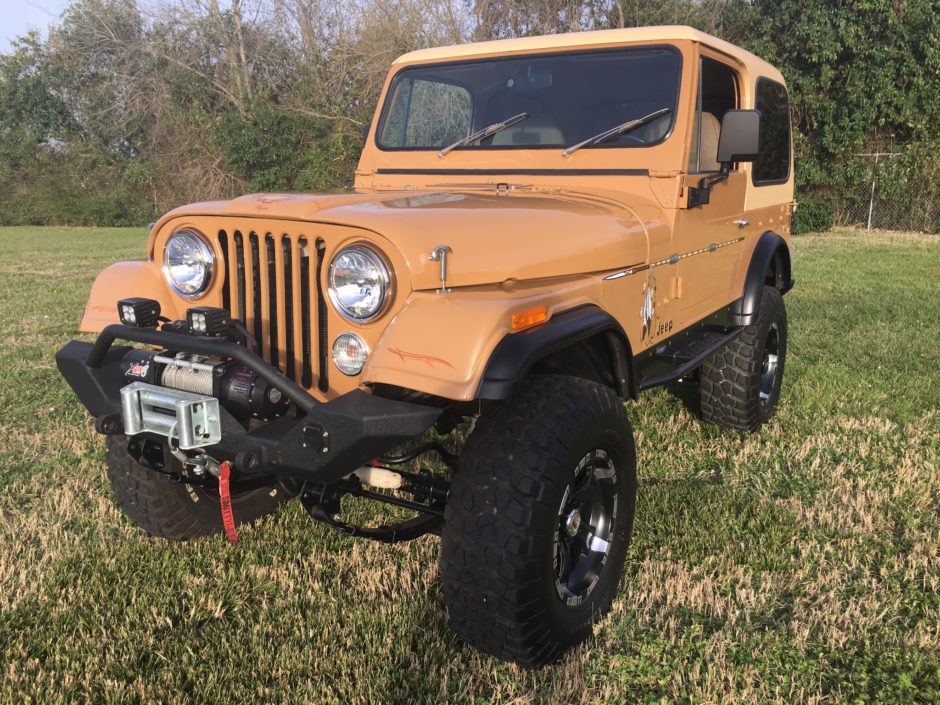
0, 0, 71, 52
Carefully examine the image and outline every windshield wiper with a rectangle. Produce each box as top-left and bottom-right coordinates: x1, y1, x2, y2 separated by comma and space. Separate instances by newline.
561, 107, 672, 157
438, 112, 529, 158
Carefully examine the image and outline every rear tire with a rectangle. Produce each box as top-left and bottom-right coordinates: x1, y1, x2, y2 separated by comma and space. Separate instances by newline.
105, 436, 288, 540
440, 375, 638, 667
700, 285, 788, 431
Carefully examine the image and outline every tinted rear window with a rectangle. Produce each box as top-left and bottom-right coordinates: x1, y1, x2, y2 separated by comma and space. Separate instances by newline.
753, 78, 791, 184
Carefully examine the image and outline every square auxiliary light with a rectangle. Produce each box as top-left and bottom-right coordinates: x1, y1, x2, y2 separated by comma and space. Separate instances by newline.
187, 306, 231, 337
118, 298, 161, 328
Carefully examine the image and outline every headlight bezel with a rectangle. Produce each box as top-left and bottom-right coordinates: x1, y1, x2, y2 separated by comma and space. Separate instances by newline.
327, 244, 393, 323
162, 229, 214, 299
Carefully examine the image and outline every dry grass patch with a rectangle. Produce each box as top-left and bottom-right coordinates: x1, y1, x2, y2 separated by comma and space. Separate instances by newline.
0, 227, 938, 704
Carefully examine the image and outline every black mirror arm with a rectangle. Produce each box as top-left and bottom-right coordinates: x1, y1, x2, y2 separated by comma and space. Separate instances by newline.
688, 162, 731, 208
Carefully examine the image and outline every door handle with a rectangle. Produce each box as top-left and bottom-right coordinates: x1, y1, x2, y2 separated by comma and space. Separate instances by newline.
733, 218, 750, 228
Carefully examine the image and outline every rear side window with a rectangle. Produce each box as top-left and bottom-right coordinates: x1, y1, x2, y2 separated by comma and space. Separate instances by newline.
753, 78, 791, 184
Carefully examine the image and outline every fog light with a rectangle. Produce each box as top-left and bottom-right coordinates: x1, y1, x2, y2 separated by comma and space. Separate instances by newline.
187, 306, 231, 336
332, 333, 369, 376
118, 298, 161, 328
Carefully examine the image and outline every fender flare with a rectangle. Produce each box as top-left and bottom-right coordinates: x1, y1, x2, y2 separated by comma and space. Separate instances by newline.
476, 305, 633, 400
729, 230, 793, 326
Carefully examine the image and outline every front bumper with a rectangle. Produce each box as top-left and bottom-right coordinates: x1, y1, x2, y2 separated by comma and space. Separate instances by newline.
56, 324, 441, 484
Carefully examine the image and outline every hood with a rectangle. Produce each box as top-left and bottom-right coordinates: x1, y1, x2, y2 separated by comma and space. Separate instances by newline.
170, 188, 659, 290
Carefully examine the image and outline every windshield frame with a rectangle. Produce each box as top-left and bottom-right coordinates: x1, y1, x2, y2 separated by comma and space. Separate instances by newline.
374, 44, 683, 153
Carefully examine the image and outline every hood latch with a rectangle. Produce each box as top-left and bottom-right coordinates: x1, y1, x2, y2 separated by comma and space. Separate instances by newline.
428, 245, 453, 294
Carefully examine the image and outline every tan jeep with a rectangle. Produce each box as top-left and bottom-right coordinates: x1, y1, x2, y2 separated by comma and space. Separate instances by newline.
57, 25, 794, 666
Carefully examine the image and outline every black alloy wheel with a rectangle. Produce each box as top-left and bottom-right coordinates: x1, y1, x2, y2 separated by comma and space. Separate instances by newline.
553, 449, 619, 607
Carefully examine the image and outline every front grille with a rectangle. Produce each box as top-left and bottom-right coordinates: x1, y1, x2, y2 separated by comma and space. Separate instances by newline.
218, 230, 328, 391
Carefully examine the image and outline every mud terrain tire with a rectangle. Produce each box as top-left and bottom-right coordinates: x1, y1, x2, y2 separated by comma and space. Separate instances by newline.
105, 436, 288, 540
700, 285, 788, 431
440, 375, 638, 667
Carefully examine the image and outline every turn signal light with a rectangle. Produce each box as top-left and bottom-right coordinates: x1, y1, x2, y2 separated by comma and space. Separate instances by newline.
511, 306, 548, 331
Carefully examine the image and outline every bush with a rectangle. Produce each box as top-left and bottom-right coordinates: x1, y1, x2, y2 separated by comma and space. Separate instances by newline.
793, 198, 834, 234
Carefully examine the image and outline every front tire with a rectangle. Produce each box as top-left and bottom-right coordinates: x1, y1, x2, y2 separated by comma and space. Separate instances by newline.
105, 436, 288, 540
699, 285, 788, 431
440, 375, 638, 667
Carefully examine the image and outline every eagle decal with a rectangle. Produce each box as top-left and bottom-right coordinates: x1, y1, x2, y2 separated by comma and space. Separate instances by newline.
641, 271, 656, 340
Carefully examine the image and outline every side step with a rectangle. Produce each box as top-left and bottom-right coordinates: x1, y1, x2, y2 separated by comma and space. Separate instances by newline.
635, 327, 743, 391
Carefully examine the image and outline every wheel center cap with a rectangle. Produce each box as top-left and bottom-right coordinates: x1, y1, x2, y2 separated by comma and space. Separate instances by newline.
564, 508, 582, 537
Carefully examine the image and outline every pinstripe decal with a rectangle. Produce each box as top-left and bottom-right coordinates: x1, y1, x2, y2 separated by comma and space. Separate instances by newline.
604, 236, 745, 280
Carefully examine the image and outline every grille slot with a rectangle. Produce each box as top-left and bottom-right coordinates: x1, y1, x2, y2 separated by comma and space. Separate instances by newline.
234, 232, 246, 329
249, 234, 262, 350
282, 238, 295, 380
299, 238, 313, 388
315, 239, 329, 392
219, 231, 230, 313
265, 235, 279, 369
220, 230, 327, 390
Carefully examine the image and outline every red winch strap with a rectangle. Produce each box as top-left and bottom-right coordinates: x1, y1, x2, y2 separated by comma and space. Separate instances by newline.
218, 461, 238, 545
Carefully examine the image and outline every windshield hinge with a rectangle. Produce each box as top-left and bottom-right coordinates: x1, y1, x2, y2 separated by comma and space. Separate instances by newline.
649, 169, 683, 178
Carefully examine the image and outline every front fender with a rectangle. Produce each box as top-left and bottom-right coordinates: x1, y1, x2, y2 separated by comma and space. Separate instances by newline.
80, 261, 181, 333
363, 279, 600, 402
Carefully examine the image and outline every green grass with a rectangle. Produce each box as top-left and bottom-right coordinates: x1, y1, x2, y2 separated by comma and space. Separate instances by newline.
0, 226, 938, 704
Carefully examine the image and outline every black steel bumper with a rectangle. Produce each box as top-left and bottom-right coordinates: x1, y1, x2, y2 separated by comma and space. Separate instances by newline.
56, 324, 441, 484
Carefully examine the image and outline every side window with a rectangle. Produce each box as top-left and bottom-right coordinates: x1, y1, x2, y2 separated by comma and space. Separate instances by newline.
688, 58, 738, 173
379, 77, 472, 148
753, 79, 791, 184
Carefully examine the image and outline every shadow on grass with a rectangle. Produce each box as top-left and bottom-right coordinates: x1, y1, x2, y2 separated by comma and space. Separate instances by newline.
664, 379, 703, 419
632, 474, 801, 573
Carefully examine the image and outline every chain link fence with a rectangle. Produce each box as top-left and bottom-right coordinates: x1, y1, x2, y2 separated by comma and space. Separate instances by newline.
833, 148, 940, 233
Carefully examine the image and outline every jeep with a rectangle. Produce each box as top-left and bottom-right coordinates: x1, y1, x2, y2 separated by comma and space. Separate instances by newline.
57, 25, 794, 666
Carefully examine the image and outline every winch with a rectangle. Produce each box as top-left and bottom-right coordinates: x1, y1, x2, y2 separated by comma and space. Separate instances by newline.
119, 349, 289, 421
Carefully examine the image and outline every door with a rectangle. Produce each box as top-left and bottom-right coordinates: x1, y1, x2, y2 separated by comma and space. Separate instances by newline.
675, 55, 752, 325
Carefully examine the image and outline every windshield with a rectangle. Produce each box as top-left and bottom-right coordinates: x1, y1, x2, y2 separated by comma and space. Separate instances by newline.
377, 46, 681, 151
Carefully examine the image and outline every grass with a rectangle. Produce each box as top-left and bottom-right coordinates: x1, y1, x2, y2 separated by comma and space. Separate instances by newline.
0, 226, 938, 704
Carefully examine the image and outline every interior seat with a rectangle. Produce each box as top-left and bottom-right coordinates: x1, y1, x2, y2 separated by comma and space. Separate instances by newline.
490, 117, 564, 146
699, 112, 722, 171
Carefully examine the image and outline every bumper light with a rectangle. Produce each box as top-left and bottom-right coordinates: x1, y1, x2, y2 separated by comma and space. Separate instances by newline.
332, 333, 369, 376
187, 306, 231, 336
118, 298, 161, 328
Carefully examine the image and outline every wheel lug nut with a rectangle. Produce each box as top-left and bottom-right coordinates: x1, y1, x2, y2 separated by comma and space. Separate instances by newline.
563, 508, 581, 537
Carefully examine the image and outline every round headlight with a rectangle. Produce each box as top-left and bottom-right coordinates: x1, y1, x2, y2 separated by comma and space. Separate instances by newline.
328, 245, 390, 321
332, 333, 370, 375
163, 230, 213, 298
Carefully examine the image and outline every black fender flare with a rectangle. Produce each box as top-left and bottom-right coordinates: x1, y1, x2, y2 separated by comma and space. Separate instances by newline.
729, 230, 794, 326
476, 305, 633, 400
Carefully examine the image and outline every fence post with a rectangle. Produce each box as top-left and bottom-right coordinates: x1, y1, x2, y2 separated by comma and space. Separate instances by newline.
867, 152, 879, 231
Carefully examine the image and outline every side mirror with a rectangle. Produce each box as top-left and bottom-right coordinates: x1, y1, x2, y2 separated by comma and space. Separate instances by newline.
716, 109, 760, 165
688, 109, 762, 208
